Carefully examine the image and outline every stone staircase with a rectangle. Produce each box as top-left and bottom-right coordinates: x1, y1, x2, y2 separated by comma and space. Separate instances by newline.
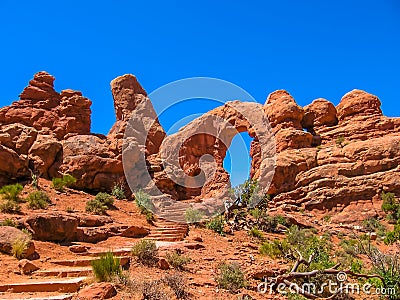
0, 247, 132, 300
0, 211, 189, 299
147, 217, 189, 242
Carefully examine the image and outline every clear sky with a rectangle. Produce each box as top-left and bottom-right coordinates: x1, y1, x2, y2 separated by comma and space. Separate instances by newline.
0, 1, 399, 186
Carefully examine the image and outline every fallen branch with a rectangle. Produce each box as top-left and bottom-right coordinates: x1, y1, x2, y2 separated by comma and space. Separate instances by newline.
268, 252, 383, 299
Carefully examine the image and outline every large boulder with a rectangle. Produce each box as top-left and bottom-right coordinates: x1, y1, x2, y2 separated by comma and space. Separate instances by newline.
264, 90, 304, 131
28, 134, 62, 178
0, 123, 38, 154
0, 226, 36, 259
336, 89, 382, 122
0, 144, 29, 185
76, 282, 117, 300
302, 98, 338, 131
24, 213, 79, 242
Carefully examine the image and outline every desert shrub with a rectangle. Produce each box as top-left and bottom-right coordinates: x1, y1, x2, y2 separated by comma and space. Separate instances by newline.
51, 174, 76, 192
132, 239, 158, 266
350, 259, 363, 273
361, 243, 400, 300
206, 215, 225, 236
86, 199, 108, 215
362, 217, 387, 239
257, 214, 288, 232
165, 251, 191, 270
287, 294, 308, 300
141, 280, 168, 300
0, 183, 23, 203
336, 135, 345, 147
134, 190, 155, 223
381, 191, 400, 222
230, 179, 266, 207
26, 191, 51, 209
66, 206, 74, 213
0, 200, 20, 213
249, 207, 264, 220
95, 192, 114, 206
384, 221, 400, 245
260, 226, 334, 270
86, 192, 114, 215
21, 228, 32, 237
11, 236, 31, 259
91, 251, 122, 282
248, 227, 264, 240
144, 210, 155, 224
185, 207, 203, 223
0, 218, 16, 227
259, 239, 287, 258
111, 183, 126, 200
215, 262, 246, 292
134, 190, 154, 211
323, 215, 331, 222
163, 272, 190, 299
31, 172, 39, 189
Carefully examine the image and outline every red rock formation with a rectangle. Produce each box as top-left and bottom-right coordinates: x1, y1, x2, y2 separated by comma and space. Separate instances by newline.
0, 71, 91, 139
1, 71, 399, 222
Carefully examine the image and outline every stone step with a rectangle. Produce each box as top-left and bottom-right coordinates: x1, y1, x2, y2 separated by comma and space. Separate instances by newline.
0, 294, 73, 300
34, 267, 93, 278
86, 248, 132, 257
147, 236, 185, 242
0, 277, 86, 293
150, 228, 187, 234
51, 256, 130, 267
148, 235, 185, 240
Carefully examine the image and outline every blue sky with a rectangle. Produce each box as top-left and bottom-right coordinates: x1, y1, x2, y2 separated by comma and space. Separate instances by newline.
0, 1, 399, 186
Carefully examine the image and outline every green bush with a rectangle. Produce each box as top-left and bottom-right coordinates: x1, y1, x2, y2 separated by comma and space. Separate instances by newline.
86, 199, 107, 215
165, 251, 191, 270
0, 218, 16, 227
132, 240, 158, 266
85, 192, 114, 215
381, 192, 400, 222
248, 227, 264, 240
230, 179, 267, 207
0, 183, 23, 202
362, 217, 387, 239
134, 190, 155, 223
51, 174, 76, 192
336, 135, 345, 147
260, 226, 334, 270
91, 252, 122, 282
0, 200, 20, 213
95, 192, 114, 206
185, 207, 203, 223
206, 215, 225, 236
11, 235, 31, 259
260, 239, 290, 258
134, 190, 154, 211
215, 262, 246, 292
26, 191, 51, 209
384, 221, 400, 245
362, 244, 400, 300
257, 214, 288, 232
111, 183, 126, 200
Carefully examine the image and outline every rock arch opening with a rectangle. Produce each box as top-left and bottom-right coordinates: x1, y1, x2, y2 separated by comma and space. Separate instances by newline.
223, 131, 253, 188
